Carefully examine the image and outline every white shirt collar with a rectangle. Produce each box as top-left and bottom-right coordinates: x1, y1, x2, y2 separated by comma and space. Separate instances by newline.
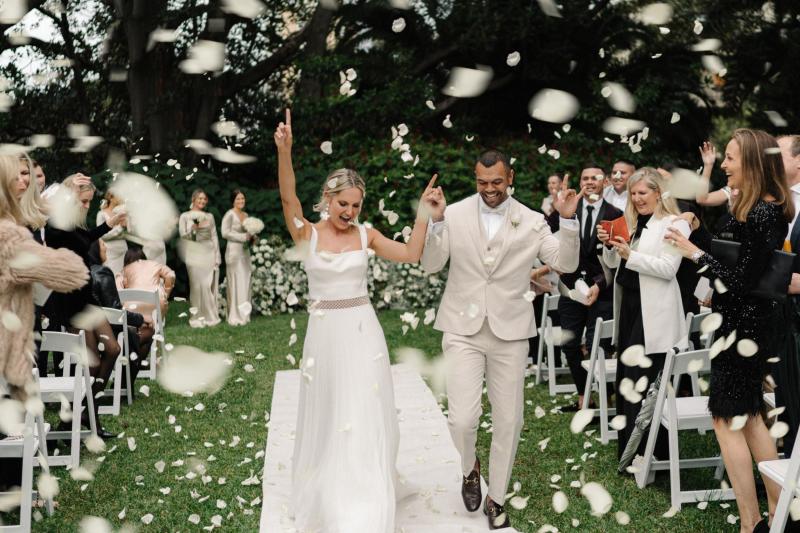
790, 182, 800, 194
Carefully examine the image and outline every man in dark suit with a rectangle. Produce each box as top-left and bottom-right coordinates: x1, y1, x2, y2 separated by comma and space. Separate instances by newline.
548, 165, 622, 410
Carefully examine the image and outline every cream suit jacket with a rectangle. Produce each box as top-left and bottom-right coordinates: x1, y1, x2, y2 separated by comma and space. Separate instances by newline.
421, 194, 580, 341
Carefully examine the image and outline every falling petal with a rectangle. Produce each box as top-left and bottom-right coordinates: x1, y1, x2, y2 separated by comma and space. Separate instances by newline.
442, 66, 493, 98
581, 482, 613, 516
570, 409, 595, 434
552, 491, 568, 513
602, 117, 647, 136
536, 0, 562, 17
391, 17, 406, 32
729, 415, 747, 431
610, 415, 627, 430
736, 339, 758, 357
770, 421, 789, 439
506, 51, 521, 67
529, 89, 579, 123
602, 82, 636, 113
700, 312, 723, 334
157, 346, 231, 395
637, 3, 673, 25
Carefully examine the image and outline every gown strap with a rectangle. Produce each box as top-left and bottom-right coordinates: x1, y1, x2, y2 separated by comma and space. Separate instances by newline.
309, 225, 319, 255
358, 224, 368, 251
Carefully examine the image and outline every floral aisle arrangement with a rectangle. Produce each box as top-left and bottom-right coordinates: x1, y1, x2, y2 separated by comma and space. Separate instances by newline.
228, 235, 446, 315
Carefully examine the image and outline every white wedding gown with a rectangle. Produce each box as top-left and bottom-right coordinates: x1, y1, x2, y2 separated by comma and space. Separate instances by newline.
291, 224, 399, 533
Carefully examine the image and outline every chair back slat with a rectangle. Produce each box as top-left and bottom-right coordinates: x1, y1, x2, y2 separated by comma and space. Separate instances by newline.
118, 288, 159, 306
40, 330, 87, 358
100, 307, 127, 326
686, 311, 711, 335
670, 348, 711, 376
544, 293, 560, 312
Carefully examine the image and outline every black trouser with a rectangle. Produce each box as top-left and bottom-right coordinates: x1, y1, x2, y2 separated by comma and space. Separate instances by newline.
558, 295, 614, 397
528, 294, 561, 362
774, 298, 800, 457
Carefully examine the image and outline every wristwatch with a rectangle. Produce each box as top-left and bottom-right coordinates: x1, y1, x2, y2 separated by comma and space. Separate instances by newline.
690, 250, 705, 263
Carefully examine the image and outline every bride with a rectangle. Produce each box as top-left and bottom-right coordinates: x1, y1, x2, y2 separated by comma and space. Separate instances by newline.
274, 109, 442, 532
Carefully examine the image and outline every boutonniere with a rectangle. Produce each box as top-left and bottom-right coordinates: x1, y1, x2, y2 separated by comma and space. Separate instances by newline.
510, 215, 521, 229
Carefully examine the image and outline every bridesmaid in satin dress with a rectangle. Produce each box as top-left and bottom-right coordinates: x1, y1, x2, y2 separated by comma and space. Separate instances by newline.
221, 189, 253, 325
178, 189, 221, 328
96, 190, 128, 275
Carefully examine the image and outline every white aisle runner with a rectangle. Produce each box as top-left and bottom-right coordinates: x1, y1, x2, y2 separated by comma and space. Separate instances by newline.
259, 364, 519, 533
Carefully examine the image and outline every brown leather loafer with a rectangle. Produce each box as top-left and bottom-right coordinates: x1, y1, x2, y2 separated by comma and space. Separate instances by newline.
483, 496, 511, 530
461, 460, 482, 512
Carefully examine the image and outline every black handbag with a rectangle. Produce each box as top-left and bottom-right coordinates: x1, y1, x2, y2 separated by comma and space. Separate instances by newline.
709, 239, 795, 301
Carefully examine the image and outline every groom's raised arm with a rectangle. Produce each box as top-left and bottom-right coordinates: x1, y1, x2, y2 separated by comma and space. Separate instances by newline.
536, 216, 580, 274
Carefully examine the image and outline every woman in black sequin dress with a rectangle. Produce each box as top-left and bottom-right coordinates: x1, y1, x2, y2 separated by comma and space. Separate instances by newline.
666, 129, 794, 533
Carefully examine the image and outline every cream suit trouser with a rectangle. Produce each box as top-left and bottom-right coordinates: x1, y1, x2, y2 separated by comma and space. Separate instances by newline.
443, 319, 528, 505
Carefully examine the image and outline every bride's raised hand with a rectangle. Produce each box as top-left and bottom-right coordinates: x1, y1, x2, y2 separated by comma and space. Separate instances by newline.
274, 108, 293, 153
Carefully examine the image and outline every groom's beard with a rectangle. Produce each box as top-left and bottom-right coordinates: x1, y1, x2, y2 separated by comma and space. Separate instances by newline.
480, 190, 508, 208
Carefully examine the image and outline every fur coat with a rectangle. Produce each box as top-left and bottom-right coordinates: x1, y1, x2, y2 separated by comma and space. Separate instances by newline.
0, 219, 88, 398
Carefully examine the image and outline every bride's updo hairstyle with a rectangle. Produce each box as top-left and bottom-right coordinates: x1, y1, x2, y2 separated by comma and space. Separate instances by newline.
313, 168, 366, 213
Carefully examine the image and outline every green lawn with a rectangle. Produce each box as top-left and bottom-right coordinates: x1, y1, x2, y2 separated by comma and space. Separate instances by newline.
18, 302, 750, 532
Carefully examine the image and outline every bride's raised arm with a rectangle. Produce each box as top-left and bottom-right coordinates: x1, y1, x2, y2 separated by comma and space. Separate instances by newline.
274, 108, 311, 243
368, 175, 444, 264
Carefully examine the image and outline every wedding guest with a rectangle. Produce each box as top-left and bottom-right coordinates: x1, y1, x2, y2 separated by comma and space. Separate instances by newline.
32, 160, 46, 192
118, 247, 175, 320
42, 175, 123, 437
776, 133, 800, 459
96, 190, 128, 275
667, 129, 793, 533
551, 165, 622, 411
598, 167, 690, 460
540, 174, 563, 216
603, 159, 635, 211
0, 155, 88, 399
87, 243, 153, 389
221, 189, 253, 326
178, 189, 221, 328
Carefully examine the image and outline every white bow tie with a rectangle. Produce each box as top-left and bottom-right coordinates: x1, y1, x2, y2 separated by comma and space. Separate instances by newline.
480, 202, 508, 216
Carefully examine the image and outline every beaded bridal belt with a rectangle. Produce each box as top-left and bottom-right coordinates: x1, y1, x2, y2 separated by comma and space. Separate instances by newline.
310, 296, 371, 310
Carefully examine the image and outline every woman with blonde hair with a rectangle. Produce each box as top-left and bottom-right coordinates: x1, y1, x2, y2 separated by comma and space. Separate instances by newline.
274, 109, 441, 532
668, 129, 794, 533
96, 190, 128, 274
0, 155, 88, 399
597, 167, 691, 460
178, 189, 221, 328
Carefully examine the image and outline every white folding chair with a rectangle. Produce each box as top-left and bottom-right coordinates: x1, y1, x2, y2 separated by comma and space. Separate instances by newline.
684, 311, 713, 435
118, 289, 164, 381
533, 294, 576, 395
581, 317, 617, 443
685, 311, 713, 350
759, 421, 800, 532
98, 307, 133, 416
38, 330, 97, 468
634, 348, 734, 509
0, 379, 53, 532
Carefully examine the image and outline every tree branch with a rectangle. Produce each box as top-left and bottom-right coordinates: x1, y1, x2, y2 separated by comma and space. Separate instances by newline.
220, 4, 327, 98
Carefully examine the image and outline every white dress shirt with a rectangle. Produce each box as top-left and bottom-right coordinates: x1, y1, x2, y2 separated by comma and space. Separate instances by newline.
581, 198, 603, 235
603, 186, 627, 212
479, 196, 510, 240
788, 182, 800, 238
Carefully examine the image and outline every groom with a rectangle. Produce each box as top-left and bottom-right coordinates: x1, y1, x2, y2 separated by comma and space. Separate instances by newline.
421, 150, 581, 529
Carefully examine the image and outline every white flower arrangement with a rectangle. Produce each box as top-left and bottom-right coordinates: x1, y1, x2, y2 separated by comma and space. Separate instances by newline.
242, 216, 265, 235
219, 235, 447, 315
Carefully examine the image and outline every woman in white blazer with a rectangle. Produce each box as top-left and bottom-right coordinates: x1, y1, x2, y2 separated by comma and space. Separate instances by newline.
597, 167, 691, 460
